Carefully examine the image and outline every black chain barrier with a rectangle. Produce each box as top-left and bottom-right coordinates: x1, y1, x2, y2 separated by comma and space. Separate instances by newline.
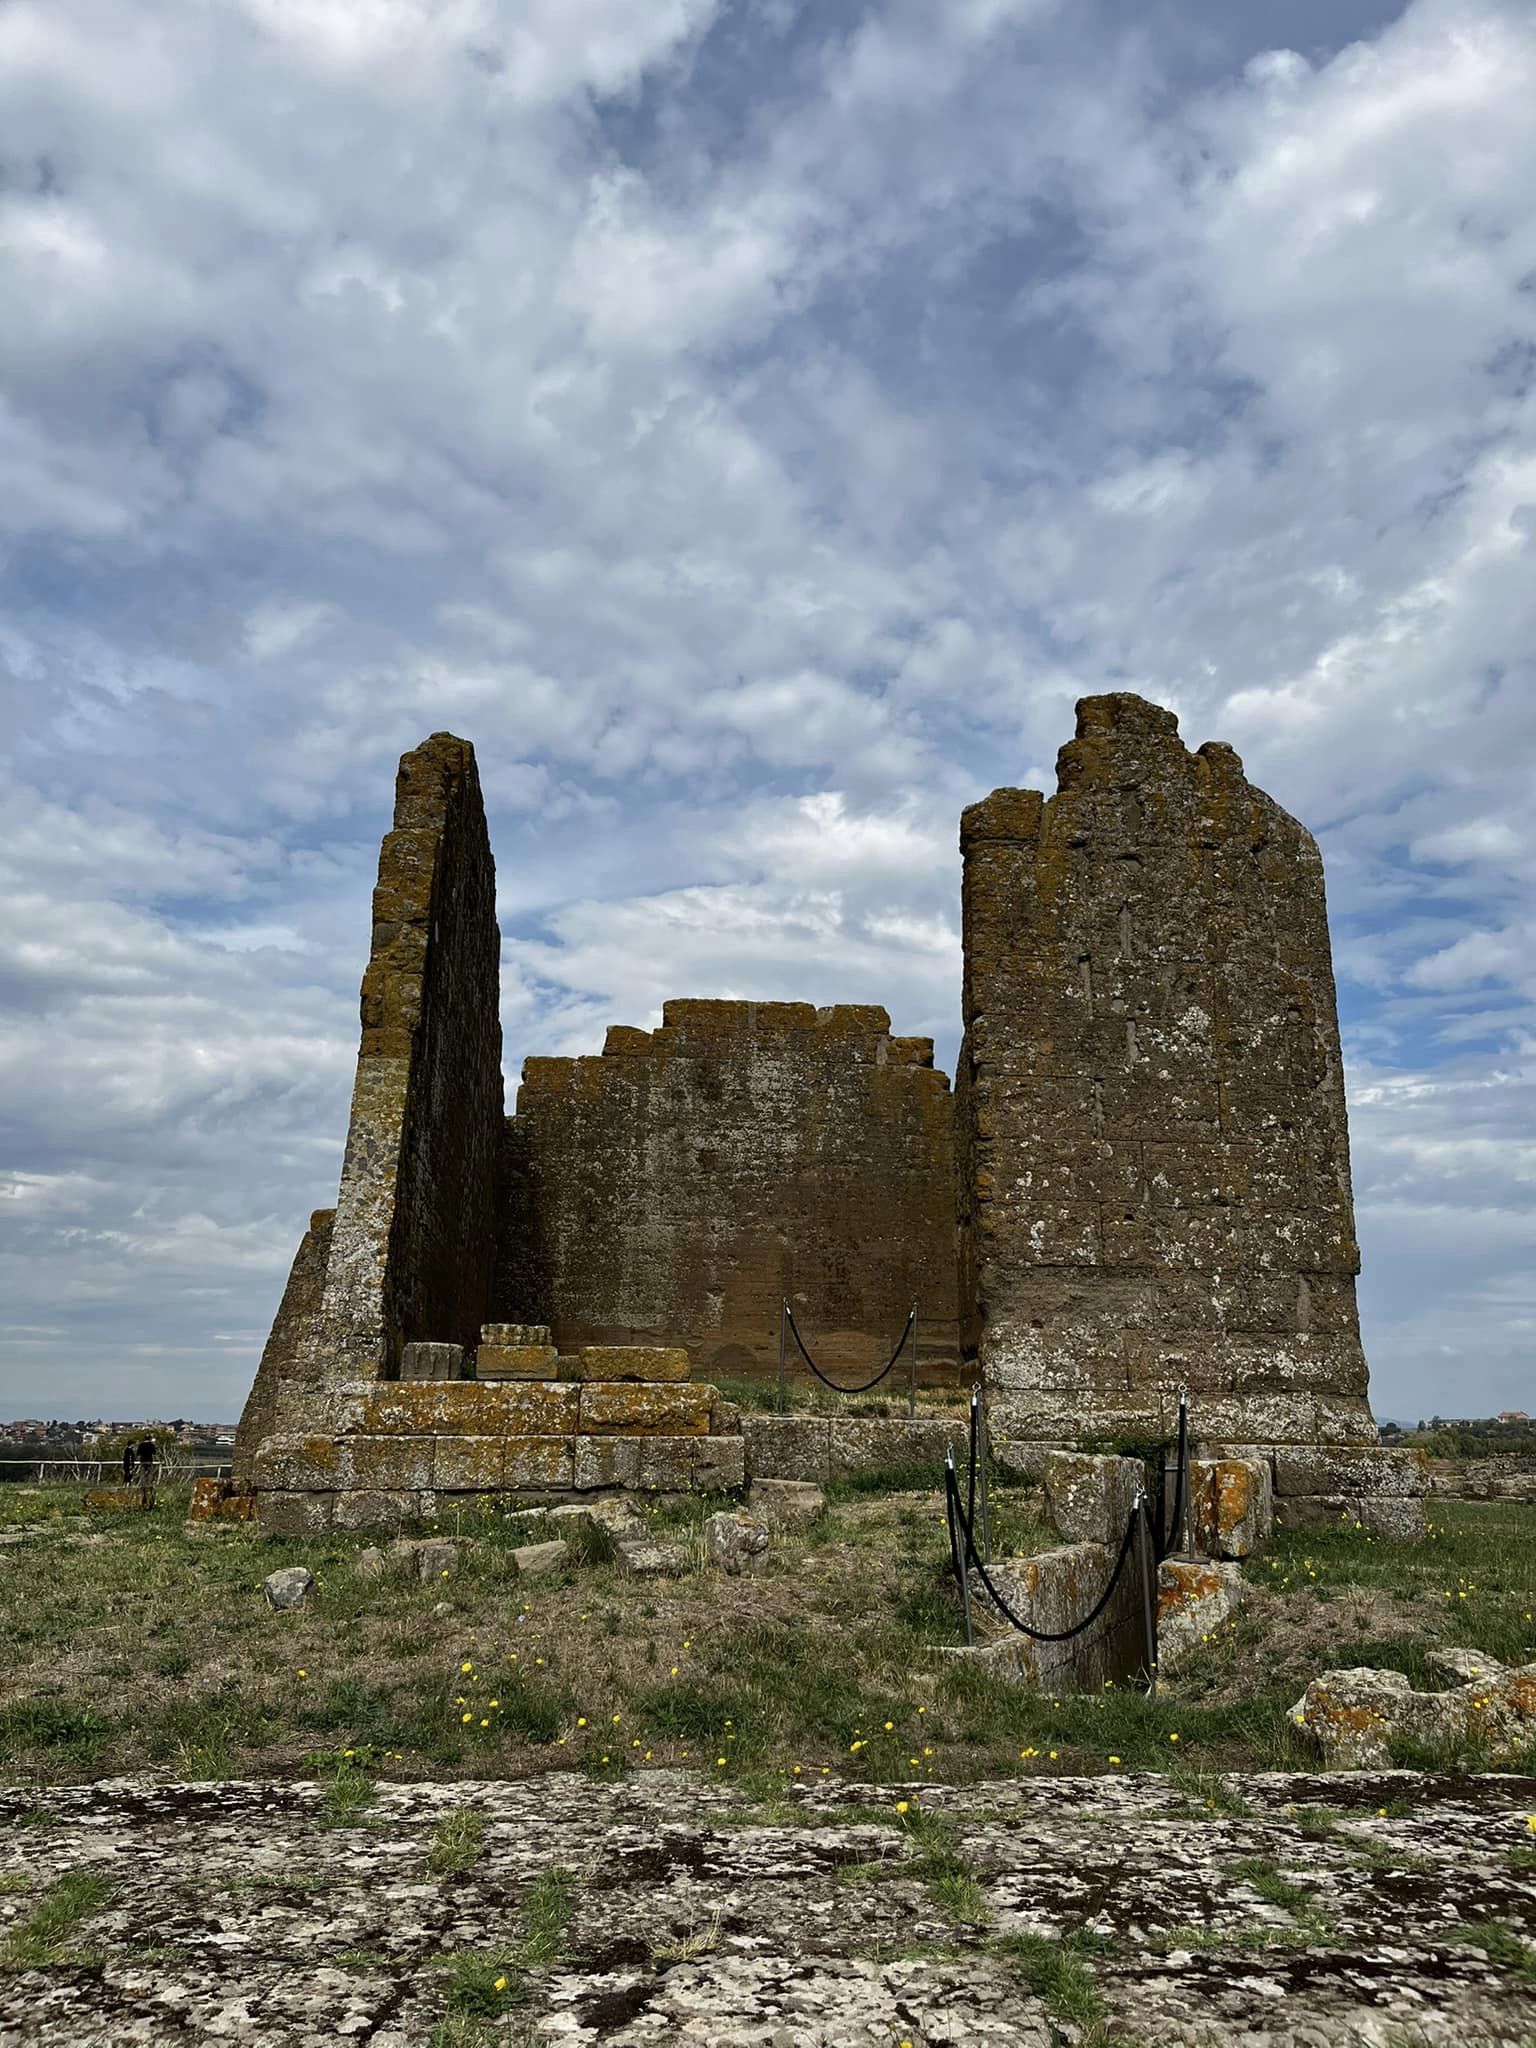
784, 1302, 916, 1395
1157, 1394, 1190, 1565
944, 1458, 1145, 1645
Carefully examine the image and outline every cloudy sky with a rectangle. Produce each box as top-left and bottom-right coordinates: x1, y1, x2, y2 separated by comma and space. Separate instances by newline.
2, 0, 1532, 1428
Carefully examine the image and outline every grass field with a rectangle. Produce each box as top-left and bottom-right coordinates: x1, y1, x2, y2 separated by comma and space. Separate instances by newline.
2, 1477, 1533, 1791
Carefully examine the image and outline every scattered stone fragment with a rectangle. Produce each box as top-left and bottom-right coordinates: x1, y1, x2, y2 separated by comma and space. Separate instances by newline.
263, 1565, 314, 1611
400, 1341, 466, 1382
355, 1546, 388, 1580
511, 1539, 569, 1578
615, 1539, 686, 1578
747, 1477, 826, 1531
1190, 1456, 1272, 1559
704, 1510, 771, 1576
1043, 1452, 1141, 1547
1289, 1658, 1536, 1768
1156, 1558, 1244, 1672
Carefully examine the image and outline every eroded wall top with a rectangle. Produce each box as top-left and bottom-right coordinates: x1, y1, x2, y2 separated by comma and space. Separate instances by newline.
958, 692, 1374, 1447
499, 998, 960, 1379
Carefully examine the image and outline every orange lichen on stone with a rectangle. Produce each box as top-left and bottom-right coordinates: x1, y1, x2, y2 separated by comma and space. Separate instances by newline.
475, 1344, 560, 1380
577, 1346, 691, 1383
578, 1383, 716, 1437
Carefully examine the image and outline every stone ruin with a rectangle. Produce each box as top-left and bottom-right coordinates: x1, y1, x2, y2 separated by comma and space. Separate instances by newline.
230, 695, 1423, 1533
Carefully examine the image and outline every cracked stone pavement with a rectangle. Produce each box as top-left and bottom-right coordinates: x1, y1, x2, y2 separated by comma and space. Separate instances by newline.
4, 1770, 1536, 2045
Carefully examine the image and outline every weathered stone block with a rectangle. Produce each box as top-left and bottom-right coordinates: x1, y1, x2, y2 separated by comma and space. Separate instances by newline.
187, 1478, 257, 1525
85, 1487, 153, 1514
256, 1491, 334, 1536
400, 1341, 467, 1382
511, 1539, 568, 1577
571, 1435, 694, 1491
431, 1436, 508, 1491
1360, 1496, 1427, 1542
694, 1435, 746, 1491
958, 1539, 1142, 1693
333, 1490, 420, 1531
740, 1415, 832, 1482
488, 1436, 567, 1489
577, 1345, 693, 1383
1287, 1659, 1536, 1769
1271, 1445, 1428, 1498
475, 1344, 560, 1381
357, 1382, 578, 1437
1190, 1457, 1272, 1560
481, 1324, 551, 1347
1157, 1559, 1243, 1671
826, 1417, 957, 1477
578, 1383, 715, 1436
348, 1437, 435, 1491
271, 1386, 371, 1437
705, 1510, 771, 1575
1043, 1453, 1141, 1547
252, 1433, 351, 1492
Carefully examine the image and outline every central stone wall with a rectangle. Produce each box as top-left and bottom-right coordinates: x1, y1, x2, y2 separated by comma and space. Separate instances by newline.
499, 1000, 960, 1380
958, 693, 1376, 1447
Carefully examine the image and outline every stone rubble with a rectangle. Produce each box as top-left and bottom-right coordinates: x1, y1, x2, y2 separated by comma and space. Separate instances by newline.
4, 1771, 1536, 2046
1289, 1652, 1536, 1770
704, 1510, 772, 1576
261, 1566, 313, 1611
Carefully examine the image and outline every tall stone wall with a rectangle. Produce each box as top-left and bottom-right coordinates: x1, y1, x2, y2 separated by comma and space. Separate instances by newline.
500, 1000, 960, 1380
958, 692, 1376, 1447
247, 731, 502, 1422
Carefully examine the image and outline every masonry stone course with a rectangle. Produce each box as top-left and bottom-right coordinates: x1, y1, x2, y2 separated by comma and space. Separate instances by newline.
237, 696, 1395, 1531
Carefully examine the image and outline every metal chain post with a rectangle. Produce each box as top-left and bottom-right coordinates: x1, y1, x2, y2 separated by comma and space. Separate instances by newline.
944, 1447, 975, 1647
976, 1385, 993, 1565
777, 1298, 788, 1415
908, 1301, 918, 1419
1136, 1488, 1159, 1698
1177, 1385, 1196, 1559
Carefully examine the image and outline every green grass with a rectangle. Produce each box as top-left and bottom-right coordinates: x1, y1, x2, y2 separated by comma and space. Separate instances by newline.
0, 1869, 115, 1967
1230, 1856, 1334, 1937
2, 1485, 1533, 1791
432, 1864, 576, 2044
429, 1807, 486, 1877
1446, 1920, 1536, 1979
996, 1929, 1112, 2036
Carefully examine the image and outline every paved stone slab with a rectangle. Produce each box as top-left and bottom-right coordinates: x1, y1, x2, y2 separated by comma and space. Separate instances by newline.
3, 1773, 1536, 2046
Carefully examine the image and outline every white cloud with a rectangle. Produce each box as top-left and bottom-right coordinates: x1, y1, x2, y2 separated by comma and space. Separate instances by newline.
1, 0, 1534, 1420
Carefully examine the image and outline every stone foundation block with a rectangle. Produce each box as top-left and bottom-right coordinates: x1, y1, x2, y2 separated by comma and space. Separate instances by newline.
1043, 1453, 1141, 1547
271, 1386, 372, 1437
475, 1344, 560, 1381
956, 1539, 1142, 1692
348, 1438, 435, 1491
1191, 1457, 1272, 1559
481, 1324, 551, 1347
1287, 1655, 1536, 1769
827, 1417, 958, 1477
431, 1436, 509, 1491
333, 1490, 420, 1531
502, 1436, 576, 1490
740, 1415, 832, 1482
256, 1491, 335, 1535
705, 1510, 771, 1575
578, 1345, 692, 1383
693, 1435, 746, 1491
85, 1487, 153, 1513
359, 1382, 579, 1437
400, 1341, 467, 1382
1271, 1445, 1428, 1498
252, 1434, 351, 1492
1157, 1559, 1244, 1672
1274, 1493, 1425, 1541
748, 1478, 825, 1531
578, 1383, 715, 1436
572, 1436, 695, 1492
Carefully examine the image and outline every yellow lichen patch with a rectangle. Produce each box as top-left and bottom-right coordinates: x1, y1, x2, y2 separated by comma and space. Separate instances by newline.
578, 1383, 715, 1437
